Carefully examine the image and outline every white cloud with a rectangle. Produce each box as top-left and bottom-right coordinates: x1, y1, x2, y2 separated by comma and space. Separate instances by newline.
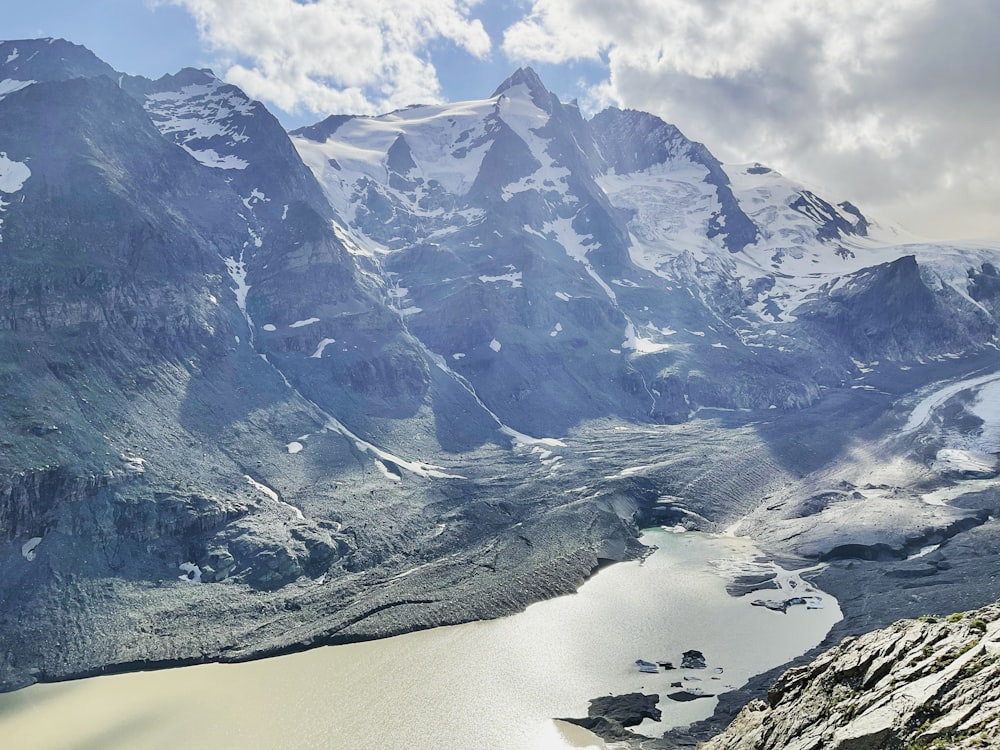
162, 0, 491, 115
503, 0, 1000, 240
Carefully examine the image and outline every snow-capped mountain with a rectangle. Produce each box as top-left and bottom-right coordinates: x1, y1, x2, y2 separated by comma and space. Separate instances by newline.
291, 67, 1000, 430
2, 42, 1000, 697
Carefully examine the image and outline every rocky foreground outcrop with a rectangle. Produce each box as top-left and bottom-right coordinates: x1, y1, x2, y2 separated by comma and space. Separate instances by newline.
701, 603, 1000, 749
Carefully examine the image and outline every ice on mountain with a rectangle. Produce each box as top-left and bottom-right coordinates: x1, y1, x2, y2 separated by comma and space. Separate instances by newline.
21, 537, 41, 562
145, 80, 254, 170
242, 189, 268, 209
489, 338, 502, 352
244, 475, 303, 519
479, 271, 523, 288
549, 323, 563, 337
544, 217, 617, 303
310, 338, 336, 358
970, 379, 1000, 452
0, 152, 30, 193
261, 324, 277, 332
289, 318, 320, 328
222, 255, 252, 325
554, 292, 572, 301
292, 97, 494, 209
183, 147, 248, 170
0, 79, 34, 99
5, 48, 18, 64
178, 562, 202, 583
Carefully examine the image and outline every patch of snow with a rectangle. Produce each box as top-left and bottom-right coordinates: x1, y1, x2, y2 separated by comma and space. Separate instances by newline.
687, 330, 706, 337
543, 216, 617, 304
622, 320, 672, 354
0, 79, 34, 99
120, 454, 147, 474
245, 188, 268, 206
289, 317, 320, 328
281, 204, 289, 221
429, 354, 565, 451
375, 460, 402, 482
398, 306, 422, 316
21, 537, 42, 562
244, 475, 304, 520
452, 352, 465, 360
184, 147, 249, 170
222, 254, 253, 330
178, 562, 202, 583
287, 441, 304, 454
605, 464, 656, 480
555, 292, 572, 301
479, 271, 523, 288
0, 152, 31, 193
5, 48, 18, 63
262, 324, 277, 332
550, 322, 563, 337
489, 338, 502, 352
310, 338, 336, 358
145, 81, 253, 170
325, 413, 464, 479
906, 543, 941, 560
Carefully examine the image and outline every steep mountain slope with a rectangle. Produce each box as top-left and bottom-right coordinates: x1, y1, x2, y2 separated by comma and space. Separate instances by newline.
702, 603, 1000, 749
292, 68, 1000, 436
3, 42, 1000, 701
0, 43, 648, 693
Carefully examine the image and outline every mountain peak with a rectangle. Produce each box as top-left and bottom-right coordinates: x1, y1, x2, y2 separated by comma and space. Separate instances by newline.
152, 67, 220, 89
0, 37, 118, 82
491, 67, 552, 110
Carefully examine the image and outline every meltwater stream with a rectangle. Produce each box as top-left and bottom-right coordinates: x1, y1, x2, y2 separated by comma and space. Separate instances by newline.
0, 529, 841, 749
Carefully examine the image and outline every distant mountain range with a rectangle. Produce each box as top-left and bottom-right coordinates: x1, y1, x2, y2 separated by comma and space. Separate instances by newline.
2, 38, 1000, 729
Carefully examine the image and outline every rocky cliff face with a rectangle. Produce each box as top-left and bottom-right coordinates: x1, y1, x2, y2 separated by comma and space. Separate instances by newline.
702, 603, 1000, 749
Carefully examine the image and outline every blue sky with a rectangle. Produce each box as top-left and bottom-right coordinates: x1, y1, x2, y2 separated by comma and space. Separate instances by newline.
4, 0, 603, 126
4, 0, 999, 241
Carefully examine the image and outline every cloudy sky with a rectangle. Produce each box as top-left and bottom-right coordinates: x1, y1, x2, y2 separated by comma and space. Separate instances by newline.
6, 0, 999, 240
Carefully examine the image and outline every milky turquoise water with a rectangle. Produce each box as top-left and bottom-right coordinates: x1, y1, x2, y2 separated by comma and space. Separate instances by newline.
0, 529, 841, 749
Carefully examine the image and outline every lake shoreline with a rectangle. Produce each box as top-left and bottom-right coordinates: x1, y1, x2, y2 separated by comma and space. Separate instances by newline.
0, 529, 843, 750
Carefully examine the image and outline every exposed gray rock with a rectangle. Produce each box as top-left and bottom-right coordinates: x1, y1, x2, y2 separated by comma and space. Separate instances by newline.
702, 603, 1000, 750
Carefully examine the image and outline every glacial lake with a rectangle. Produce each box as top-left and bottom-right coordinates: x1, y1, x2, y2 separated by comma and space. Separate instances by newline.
0, 529, 841, 749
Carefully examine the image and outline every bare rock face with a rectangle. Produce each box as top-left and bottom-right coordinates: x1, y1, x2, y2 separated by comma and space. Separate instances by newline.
701, 603, 1000, 750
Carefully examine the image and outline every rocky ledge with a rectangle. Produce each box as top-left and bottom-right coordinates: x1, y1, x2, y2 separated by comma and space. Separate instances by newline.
701, 602, 1000, 749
